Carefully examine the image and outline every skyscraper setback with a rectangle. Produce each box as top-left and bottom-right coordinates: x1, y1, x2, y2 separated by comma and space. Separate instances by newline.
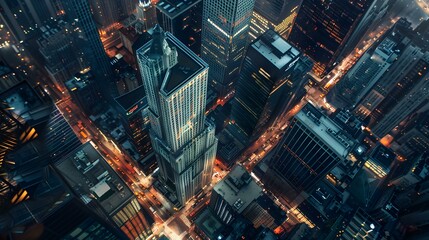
201, 0, 255, 100
136, 26, 217, 206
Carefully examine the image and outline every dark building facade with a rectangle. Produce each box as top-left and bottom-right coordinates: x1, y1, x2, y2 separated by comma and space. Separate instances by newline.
288, 0, 373, 76
249, 0, 302, 40
200, 0, 255, 100
268, 103, 355, 193
230, 30, 311, 144
62, 0, 116, 97
156, 0, 202, 55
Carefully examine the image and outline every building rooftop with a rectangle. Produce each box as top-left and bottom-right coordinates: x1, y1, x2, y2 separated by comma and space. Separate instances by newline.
137, 31, 207, 94
252, 30, 301, 69
213, 165, 262, 213
55, 142, 134, 215
156, 0, 201, 19
115, 85, 147, 114
0, 81, 50, 123
195, 208, 224, 239
369, 144, 396, 169
296, 104, 354, 158
64, 69, 94, 92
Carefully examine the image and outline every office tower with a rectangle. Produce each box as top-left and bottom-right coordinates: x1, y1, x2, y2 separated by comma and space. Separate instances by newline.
210, 165, 263, 224
230, 30, 312, 144
337, 0, 390, 61
156, 0, 202, 55
327, 28, 400, 109
115, 85, 154, 164
352, 19, 422, 118
135, 0, 157, 31
37, 21, 84, 84
396, 111, 429, 157
0, 0, 57, 41
249, 0, 302, 40
61, 0, 116, 97
368, 52, 429, 137
0, 63, 20, 92
136, 26, 218, 206
268, 103, 355, 193
200, 0, 256, 100
55, 143, 153, 240
88, 0, 120, 30
64, 69, 99, 114
288, 0, 374, 76
120, 0, 140, 19
111, 54, 141, 94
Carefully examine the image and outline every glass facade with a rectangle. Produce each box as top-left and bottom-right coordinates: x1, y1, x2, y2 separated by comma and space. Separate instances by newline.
200, 0, 255, 99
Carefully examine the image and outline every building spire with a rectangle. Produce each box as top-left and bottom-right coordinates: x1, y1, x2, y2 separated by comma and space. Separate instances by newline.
148, 24, 167, 58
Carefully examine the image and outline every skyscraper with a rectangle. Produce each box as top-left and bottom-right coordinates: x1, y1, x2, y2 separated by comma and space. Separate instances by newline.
61, 0, 116, 97
37, 21, 84, 84
327, 25, 401, 109
0, 0, 57, 41
156, 0, 203, 55
200, 0, 255, 100
136, 26, 218, 206
249, 0, 302, 40
230, 30, 312, 144
288, 0, 374, 76
268, 103, 355, 193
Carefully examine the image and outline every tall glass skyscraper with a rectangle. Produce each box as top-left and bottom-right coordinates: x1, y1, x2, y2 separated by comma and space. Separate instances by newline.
136, 26, 218, 206
269, 103, 355, 193
288, 0, 373, 77
230, 30, 312, 144
61, 0, 116, 97
200, 0, 255, 100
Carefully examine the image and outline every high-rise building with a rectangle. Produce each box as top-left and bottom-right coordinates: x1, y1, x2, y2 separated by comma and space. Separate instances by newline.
368, 52, 429, 137
249, 0, 302, 40
396, 111, 429, 157
210, 165, 263, 224
64, 69, 100, 114
115, 85, 154, 165
156, 0, 202, 55
327, 27, 401, 109
62, 0, 116, 97
119, 0, 140, 19
37, 21, 84, 84
230, 30, 312, 144
88, 0, 120, 30
210, 165, 287, 229
200, 0, 255, 100
135, 0, 157, 31
55, 143, 153, 240
0, 0, 57, 41
136, 26, 218, 206
288, 0, 374, 76
268, 103, 355, 193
